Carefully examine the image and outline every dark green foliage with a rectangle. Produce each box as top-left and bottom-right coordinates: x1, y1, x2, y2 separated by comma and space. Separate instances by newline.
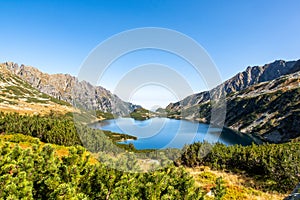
182, 103, 212, 120
0, 112, 184, 169
5, 85, 33, 96
0, 112, 82, 146
0, 112, 135, 150
46, 95, 72, 106
179, 142, 300, 192
95, 110, 115, 119
229, 88, 299, 122
25, 97, 48, 103
212, 177, 226, 200
129, 108, 153, 120
0, 98, 17, 105
0, 136, 204, 199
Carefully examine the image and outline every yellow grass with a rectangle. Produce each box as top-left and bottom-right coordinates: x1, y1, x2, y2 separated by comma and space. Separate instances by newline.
0, 98, 75, 115
55, 148, 69, 157
187, 166, 287, 200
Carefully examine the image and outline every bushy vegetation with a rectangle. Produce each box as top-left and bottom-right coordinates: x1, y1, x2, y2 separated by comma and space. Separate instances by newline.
0, 112, 182, 171
212, 177, 226, 200
179, 142, 300, 192
0, 112, 81, 146
95, 110, 115, 120
0, 135, 204, 199
0, 112, 135, 149
129, 108, 153, 120
0, 111, 297, 198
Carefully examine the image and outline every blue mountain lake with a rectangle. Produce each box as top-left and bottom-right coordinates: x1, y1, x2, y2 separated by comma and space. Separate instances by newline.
91, 117, 258, 150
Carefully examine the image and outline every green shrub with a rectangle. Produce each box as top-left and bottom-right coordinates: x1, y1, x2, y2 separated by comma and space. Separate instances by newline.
179, 142, 300, 192
0, 137, 204, 199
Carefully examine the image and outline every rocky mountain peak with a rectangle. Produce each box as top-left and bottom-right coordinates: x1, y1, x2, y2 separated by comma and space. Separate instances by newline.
2, 62, 139, 116
167, 59, 299, 112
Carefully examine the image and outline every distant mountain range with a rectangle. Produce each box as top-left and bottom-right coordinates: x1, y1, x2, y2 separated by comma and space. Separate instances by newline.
2, 62, 139, 116
167, 60, 300, 111
166, 59, 300, 143
1, 59, 300, 143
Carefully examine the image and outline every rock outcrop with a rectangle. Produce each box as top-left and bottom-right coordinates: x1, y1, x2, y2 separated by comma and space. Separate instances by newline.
166, 59, 300, 143
167, 60, 299, 111
3, 62, 139, 116
0, 63, 75, 115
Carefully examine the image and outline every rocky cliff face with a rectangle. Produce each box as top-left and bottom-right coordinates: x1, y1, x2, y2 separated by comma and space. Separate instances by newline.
167, 60, 299, 111
0, 63, 75, 115
225, 72, 300, 143
166, 59, 300, 143
222, 59, 299, 93
3, 62, 139, 116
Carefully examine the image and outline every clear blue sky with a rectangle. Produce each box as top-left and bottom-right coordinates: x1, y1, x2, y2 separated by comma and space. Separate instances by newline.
1, 0, 300, 108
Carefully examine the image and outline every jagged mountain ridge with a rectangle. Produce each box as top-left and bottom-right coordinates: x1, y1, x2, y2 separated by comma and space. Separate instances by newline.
0, 64, 74, 115
3, 62, 139, 115
225, 71, 300, 142
166, 59, 300, 143
167, 71, 300, 143
167, 59, 300, 111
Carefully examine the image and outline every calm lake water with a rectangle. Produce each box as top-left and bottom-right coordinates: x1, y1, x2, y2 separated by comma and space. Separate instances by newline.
91, 117, 257, 150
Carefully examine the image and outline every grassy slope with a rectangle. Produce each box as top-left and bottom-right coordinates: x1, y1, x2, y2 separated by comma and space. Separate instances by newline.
0, 64, 75, 115
187, 166, 286, 200
0, 65, 109, 124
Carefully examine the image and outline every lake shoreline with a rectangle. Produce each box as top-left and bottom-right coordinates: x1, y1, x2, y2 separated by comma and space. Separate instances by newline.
93, 117, 263, 150
146, 116, 266, 145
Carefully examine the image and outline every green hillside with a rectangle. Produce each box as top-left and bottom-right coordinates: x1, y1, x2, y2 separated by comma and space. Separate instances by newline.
0, 64, 73, 115
129, 108, 157, 120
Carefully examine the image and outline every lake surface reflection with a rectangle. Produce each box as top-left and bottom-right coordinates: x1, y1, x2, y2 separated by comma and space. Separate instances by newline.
91, 117, 256, 150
